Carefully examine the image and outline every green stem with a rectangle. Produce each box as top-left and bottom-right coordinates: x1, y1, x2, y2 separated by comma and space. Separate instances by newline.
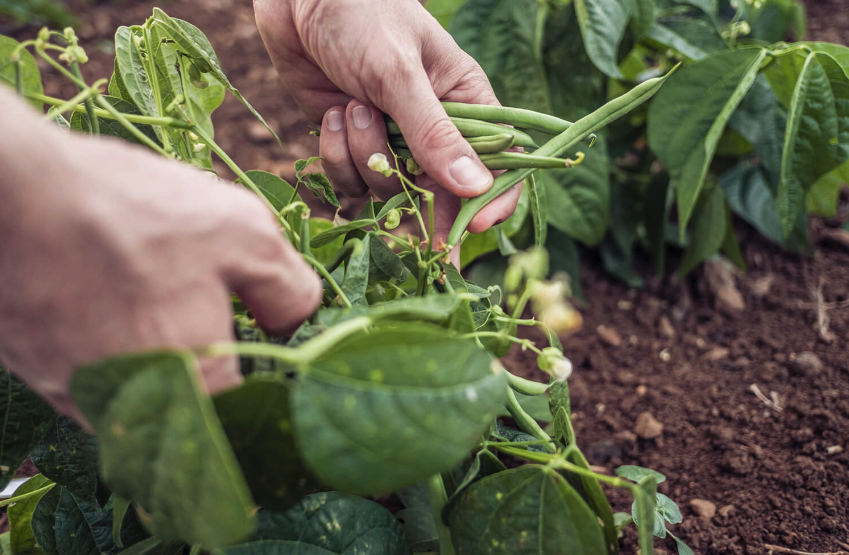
506, 371, 550, 396
299, 209, 312, 258
36, 46, 86, 88
506, 388, 556, 454
202, 316, 372, 366
322, 239, 359, 274
139, 25, 171, 153
70, 61, 99, 135
302, 253, 352, 309
44, 82, 103, 121
188, 546, 201, 555
14, 60, 22, 95
426, 474, 456, 555
511, 283, 535, 320
95, 96, 170, 157
28, 93, 192, 128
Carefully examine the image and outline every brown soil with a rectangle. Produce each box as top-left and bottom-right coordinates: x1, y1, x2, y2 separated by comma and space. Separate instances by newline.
3, 1, 849, 555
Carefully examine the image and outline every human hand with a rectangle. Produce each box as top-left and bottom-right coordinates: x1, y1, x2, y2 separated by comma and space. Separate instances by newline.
0, 97, 321, 423
254, 0, 523, 261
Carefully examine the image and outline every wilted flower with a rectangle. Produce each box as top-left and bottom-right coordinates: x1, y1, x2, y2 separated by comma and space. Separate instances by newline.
539, 302, 583, 335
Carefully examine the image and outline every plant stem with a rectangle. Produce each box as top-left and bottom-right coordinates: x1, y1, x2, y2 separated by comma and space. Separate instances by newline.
28, 93, 193, 128
302, 253, 352, 309
14, 60, 22, 95
426, 474, 456, 555
70, 61, 99, 135
44, 81, 103, 121
505, 388, 556, 454
202, 316, 372, 366
0, 484, 55, 508
506, 371, 550, 396
95, 96, 170, 157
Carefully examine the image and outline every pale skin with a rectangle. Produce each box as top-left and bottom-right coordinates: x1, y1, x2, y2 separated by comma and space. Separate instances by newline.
0, 0, 519, 421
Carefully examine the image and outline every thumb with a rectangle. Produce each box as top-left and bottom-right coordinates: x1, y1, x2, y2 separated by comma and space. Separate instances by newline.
383, 68, 493, 198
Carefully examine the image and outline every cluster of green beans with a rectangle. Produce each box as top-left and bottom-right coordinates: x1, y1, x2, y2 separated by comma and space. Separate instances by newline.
385, 103, 590, 172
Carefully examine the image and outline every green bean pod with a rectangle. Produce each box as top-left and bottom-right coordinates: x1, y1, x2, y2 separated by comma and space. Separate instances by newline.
445, 68, 677, 248
478, 153, 572, 170
442, 101, 573, 135
389, 132, 515, 155
466, 133, 515, 153
385, 117, 538, 149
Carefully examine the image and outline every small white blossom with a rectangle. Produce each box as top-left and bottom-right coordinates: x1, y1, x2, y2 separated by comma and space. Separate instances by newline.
367, 153, 393, 177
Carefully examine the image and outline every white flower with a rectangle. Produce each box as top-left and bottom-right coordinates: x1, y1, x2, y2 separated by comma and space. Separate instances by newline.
532, 280, 565, 307
539, 302, 582, 335
551, 356, 573, 382
367, 153, 393, 177
536, 347, 573, 382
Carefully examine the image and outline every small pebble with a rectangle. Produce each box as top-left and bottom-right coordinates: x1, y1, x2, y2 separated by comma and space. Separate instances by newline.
792, 351, 823, 376
658, 315, 676, 338
718, 504, 736, 518
826, 445, 843, 455
689, 499, 717, 519
703, 347, 730, 361
597, 325, 622, 347
634, 412, 664, 439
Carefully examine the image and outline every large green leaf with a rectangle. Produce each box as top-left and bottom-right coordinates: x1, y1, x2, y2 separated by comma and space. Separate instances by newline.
114, 27, 159, 120
808, 159, 849, 216
255, 492, 406, 555
213, 375, 318, 511
341, 236, 371, 306
720, 163, 811, 253
679, 186, 727, 276
0, 368, 57, 489
573, 0, 632, 79
540, 135, 610, 246
645, 23, 708, 61
291, 323, 507, 494
776, 52, 849, 235
0, 35, 43, 109
648, 47, 768, 234
150, 10, 283, 150
446, 465, 607, 554
238, 170, 301, 212
8, 475, 55, 555
32, 486, 113, 555
31, 418, 99, 505
309, 219, 346, 266
451, 0, 551, 111
565, 449, 619, 555
70, 351, 255, 548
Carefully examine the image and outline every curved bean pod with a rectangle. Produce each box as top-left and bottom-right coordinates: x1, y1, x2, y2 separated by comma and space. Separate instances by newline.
442, 101, 573, 135
445, 68, 677, 248
384, 117, 538, 148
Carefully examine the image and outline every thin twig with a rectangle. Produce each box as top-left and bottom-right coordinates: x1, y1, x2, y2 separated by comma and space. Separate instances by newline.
749, 384, 783, 413
813, 278, 836, 343
764, 544, 849, 555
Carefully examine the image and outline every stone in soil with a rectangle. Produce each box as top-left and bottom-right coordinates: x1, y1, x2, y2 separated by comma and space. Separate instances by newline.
634, 412, 664, 439
689, 499, 717, 519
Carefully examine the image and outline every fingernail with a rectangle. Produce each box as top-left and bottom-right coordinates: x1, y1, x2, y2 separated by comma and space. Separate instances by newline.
327, 110, 344, 132
352, 106, 373, 130
450, 156, 492, 192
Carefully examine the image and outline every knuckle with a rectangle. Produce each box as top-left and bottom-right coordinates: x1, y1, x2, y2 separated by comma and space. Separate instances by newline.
415, 116, 461, 153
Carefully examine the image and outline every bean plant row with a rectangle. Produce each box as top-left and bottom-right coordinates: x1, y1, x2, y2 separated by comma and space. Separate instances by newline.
431, 0, 849, 293
0, 7, 693, 555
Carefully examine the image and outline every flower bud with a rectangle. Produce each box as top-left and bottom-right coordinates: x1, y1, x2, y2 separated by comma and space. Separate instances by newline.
405, 156, 423, 176
38, 28, 51, 43
537, 347, 573, 382
384, 209, 401, 230
503, 265, 523, 293
367, 153, 393, 177
531, 280, 565, 307
539, 302, 583, 335
193, 143, 207, 153
69, 46, 88, 64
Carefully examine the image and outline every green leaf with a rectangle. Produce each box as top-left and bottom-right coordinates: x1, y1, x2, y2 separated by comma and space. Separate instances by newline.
239, 170, 300, 212
292, 323, 507, 494
309, 219, 346, 265
32, 486, 113, 555
70, 350, 255, 548
777, 52, 849, 235
396, 508, 439, 553
447, 465, 607, 554
0, 532, 9, 555
426, 0, 467, 28
616, 465, 667, 484
613, 512, 633, 530
679, 186, 727, 276
0, 35, 44, 109
573, 0, 631, 79
673, 0, 716, 16
8, 475, 55, 555
648, 47, 767, 234
674, 535, 696, 555
451, 0, 551, 111
304, 173, 340, 208
449, 449, 507, 502
341, 237, 371, 306
0, 368, 57, 489
317, 295, 463, 328
721, 203, 746, 271
70, 96, 159, 146
808, 159, 849, 216
541, 135, 610, 246
150, 10, 284, 150
368, 234, 411, 282
31, 418, 99, 505
311, 220, 375, 248
720, 163, 811, 253
112, 497, 131, 548
214, 375, 318, 511
645, 23, 707, 61
255, 492, 406, 554
114, 27, 159, 119
108, 58, 133, 105
657, 493, 682, 524
631, 0, 657, 39
375, 192, 413, 221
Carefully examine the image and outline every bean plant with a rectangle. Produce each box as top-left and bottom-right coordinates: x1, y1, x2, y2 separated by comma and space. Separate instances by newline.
0, 8, 693, 555
430, 0, 849, 290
